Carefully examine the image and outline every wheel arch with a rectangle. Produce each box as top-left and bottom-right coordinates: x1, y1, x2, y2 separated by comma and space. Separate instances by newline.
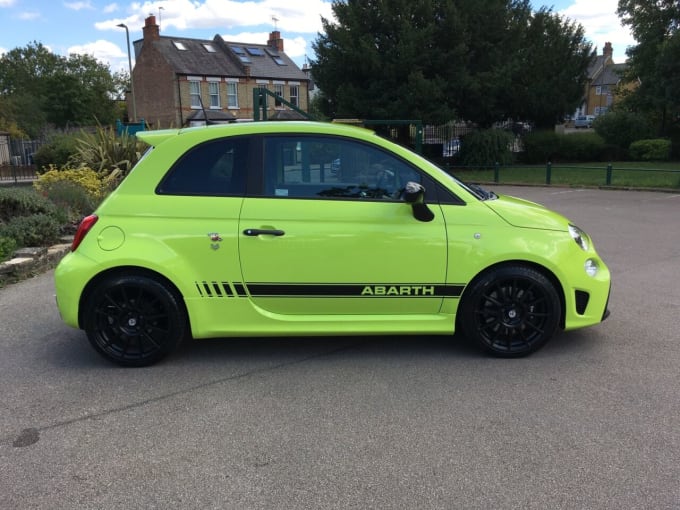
78, 266, 190, 330
459, 260, 566, 330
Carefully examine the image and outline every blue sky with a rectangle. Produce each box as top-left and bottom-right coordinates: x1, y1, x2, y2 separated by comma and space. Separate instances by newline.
0, 0, 635, 72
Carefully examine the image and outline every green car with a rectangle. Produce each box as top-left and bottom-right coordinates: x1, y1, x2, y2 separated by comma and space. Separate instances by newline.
54, 121, 610, 366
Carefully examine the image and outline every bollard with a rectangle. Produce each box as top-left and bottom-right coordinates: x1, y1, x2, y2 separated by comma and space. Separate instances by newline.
546, 161, 552, 185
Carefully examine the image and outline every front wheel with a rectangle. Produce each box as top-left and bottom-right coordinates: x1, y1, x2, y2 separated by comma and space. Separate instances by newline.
459, 266, 561, 357
83, 275, 187, 366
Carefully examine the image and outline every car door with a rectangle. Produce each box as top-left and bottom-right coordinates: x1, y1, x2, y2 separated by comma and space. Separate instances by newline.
238, 134, 450, 316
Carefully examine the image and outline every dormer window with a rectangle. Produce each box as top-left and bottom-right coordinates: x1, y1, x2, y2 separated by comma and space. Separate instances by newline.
172, 41, 188, 50
272, 56, 286, 65
246, 47, 265, 56
202, 43, 216, 53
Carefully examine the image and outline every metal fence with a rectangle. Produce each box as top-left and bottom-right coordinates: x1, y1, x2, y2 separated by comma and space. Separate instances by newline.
0, 137, 41, 183
444, 162, 680, 189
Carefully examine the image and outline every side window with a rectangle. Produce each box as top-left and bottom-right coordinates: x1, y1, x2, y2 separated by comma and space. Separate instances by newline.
156, 137, 249, 196
262, 135, 421, 200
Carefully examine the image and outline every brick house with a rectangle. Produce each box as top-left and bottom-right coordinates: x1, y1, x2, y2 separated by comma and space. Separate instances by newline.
130, 15, 310, 127
576, 42, 636, 118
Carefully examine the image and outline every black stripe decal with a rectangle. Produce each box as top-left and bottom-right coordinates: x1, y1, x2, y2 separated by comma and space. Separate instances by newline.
221, 282, 232, 297
245, 283, 464, 298
195, 282, 464, 298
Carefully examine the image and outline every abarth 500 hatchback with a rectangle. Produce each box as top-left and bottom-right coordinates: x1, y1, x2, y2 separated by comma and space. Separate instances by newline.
54, 121, 610, 366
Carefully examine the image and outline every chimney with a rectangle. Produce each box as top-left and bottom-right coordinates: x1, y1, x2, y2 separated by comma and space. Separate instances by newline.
603, 42, 613, 59
143, 15, 160, 41
267, 31, 284, 51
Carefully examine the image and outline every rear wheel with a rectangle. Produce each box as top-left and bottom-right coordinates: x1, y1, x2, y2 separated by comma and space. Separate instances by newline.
83, 275, 186, 366
459, 266, 561, 357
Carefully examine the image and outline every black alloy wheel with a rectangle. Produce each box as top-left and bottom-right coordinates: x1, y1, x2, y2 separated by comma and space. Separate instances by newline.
83, 275, 187, 366
460, 265, 561, 357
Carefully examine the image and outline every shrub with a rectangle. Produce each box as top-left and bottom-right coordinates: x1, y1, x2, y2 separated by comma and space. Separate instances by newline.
33, 165, 106, 223
0, 186, 57, 223
0, 214, 61, 247
34, 165, 105, 201
593, 111, 654, 149
629, 139, 672, 161
459, 129, 514, 167
71, 123, 147, 177
32, 134, 79, 171
522, 131, 561, 164
559, 133, 606, 162
0, 236, 17, 262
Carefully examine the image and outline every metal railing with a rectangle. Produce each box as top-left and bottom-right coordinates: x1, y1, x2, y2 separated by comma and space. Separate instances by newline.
444, 162, 680, 189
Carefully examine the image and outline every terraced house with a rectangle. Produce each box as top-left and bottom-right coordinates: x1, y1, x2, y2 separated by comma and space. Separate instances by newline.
130, 15, 310, 127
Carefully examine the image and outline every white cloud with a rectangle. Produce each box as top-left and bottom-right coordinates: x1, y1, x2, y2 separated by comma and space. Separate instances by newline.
111, 0, 332, 34
103, 3, 119, 14
557, 0, 636, 62
0, 0, 16, 7
64, 1, 94, 10
67, 39, 128, 68
0, 47, 7, 55
18, 10, 40, 20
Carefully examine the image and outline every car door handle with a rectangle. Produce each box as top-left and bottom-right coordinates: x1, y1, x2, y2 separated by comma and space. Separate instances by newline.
243, 229, 285, 237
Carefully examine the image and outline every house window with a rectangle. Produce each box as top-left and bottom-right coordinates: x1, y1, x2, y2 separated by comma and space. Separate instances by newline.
209, 81, 220, 108
227, 81, 238, 109
189, 80, 201, 108
202, 43, 216, 53
289, 85, 299, 107
172, 41, 188, 51
274, 83, 284, 107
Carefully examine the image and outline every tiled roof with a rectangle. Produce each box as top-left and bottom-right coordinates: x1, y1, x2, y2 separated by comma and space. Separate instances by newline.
133, 34, 307, 81
217, 37, 307, 81
593, 63, 626, 86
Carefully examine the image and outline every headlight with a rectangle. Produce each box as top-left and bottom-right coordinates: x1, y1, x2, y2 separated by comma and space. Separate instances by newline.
569, 224, 590, 251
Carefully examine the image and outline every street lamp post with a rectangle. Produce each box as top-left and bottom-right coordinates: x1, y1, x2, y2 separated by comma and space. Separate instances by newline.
117, 23, 137, 122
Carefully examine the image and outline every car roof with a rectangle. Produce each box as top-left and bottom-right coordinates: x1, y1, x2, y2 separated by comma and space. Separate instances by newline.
136, 121, 377, 147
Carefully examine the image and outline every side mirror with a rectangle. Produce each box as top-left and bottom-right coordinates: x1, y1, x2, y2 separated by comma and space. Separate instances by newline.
403, 181, 434, 222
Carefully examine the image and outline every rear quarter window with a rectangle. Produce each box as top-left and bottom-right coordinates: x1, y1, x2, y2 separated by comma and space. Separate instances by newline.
156, 137, 249, 196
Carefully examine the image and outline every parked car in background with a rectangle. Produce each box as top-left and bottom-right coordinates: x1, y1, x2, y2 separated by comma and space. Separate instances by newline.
574, 115, 595, 128
54, 121, 611, 366
442, 138, 461, 157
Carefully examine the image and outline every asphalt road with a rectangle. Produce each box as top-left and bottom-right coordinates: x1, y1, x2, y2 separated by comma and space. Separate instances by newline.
1, 186, 679, 509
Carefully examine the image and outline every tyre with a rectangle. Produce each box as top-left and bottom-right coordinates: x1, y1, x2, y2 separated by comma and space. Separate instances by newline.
459, 265, 561, 357
83, 274, 187, 366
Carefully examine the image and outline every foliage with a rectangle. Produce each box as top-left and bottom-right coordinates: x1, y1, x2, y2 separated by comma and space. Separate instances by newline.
628, 138, 672, 161
34, 165, 106, 222
0, 214, 61, 248
616, 0, 680, 136
458, 129, 514, 166
558, 133, 606, 162
0, 41, 120, 137
71, 123, 147, 177
312, 0, 593, 128
32, 134, 79, 171
592, 110, 655, 148
0, 236, 17, 262
34, 165, 106, 200
522, 130, 561, 163
0, 186, 57, 223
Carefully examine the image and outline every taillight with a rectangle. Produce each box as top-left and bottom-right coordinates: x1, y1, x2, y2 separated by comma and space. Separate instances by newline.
71, 214, 98, 251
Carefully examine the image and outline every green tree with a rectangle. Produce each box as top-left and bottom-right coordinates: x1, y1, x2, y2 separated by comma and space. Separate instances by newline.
0, 42, 120, 137
617, 0, 680, 135
312, 0, 593, 128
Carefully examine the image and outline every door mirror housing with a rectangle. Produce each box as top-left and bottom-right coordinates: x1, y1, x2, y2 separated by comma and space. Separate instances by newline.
403, 181, 434, 222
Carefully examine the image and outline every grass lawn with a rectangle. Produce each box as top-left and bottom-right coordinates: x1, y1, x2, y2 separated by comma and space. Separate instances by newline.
449, 161, 680, 189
